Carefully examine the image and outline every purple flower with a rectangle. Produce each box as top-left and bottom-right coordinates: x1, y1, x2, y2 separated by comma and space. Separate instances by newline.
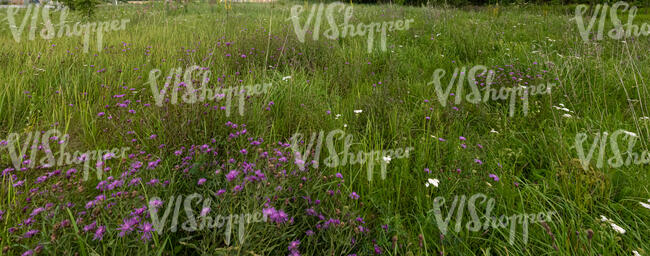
23, 229, 39, 238
83, 221, 97, 233
349, 192, 360, 200
117, 217, 138, 237
489, 174, 500, 182
197, 178, 207, 185
374, 244, 383, 254
94, 226, 106, 241
200, 207, 211, 217
138, 222, 154, 241
226, 170, 240, 182
288, 240, 300, 251
30, 207, 45, 217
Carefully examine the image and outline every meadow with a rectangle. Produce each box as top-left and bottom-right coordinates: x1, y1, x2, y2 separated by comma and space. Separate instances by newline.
0, 1, 649, 255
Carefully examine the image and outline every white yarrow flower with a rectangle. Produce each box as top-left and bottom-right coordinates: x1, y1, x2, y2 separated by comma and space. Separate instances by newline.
426, 178, 440, 187
610, 223, 626, 234
600, 215, 626, 234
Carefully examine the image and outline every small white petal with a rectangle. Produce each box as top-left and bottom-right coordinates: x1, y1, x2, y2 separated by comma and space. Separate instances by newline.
600, 215, 610, 222
610, 223, 626, 234
633, 250, 641, 256
353, 110, 362, 114
282, 76, 292, 81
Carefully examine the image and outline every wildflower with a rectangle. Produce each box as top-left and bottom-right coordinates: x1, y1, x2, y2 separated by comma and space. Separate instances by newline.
489, 174, 500, 182
354, 110, 363, 114
426, 178, 439, 188
149, 199, 163, 209
94, 226, 106, 241
374, 244, 383, 254
197, 178, 207, 185
23, 229, 39, 238
282, 76, 292, 81
349, 192, 360, 200
599, 215, 626, 234
83, 221, 97, 233
117, 217, 138, 237
200, 207, 211, 217
288, 240, 300, 251
30, 207, 45, 217
139, 222, 155, 241
382, 156, 392, 163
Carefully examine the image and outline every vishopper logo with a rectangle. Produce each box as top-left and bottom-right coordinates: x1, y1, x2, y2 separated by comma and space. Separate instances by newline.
0, 129, 130, 181
5, 4, 129, 53
147, 65, 271, 117
288, 2, 414, 53
575, 1, 649, 42
428, 65, 554, 117
575, 129, 649, 170
289, 129, 413, 180
147, 193, 267, 246
429, 193, 556, 245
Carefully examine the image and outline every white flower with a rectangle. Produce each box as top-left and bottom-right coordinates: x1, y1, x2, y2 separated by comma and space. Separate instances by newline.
335, 114, 342, 120
640, 201, 650, 210
633, 250, 641, 256
553, 106, 574, 113
353, 110, 363, 114
343, 124, 348, 128
562, 114, 573, 118
490, 129, 499, 134
282, 76, 291, 81
640, 116, 649, 120
610, 223, 626, 234
382, 155, 392, 163
600, 215, 626, 234
425, 178, 439, 188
